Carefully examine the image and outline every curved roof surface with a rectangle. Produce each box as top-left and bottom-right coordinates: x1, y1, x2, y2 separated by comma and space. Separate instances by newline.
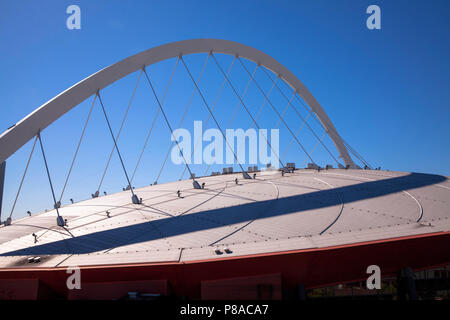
0, 168, 448, 269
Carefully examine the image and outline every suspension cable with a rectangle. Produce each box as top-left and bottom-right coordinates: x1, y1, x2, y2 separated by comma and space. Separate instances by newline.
274, 92, 295, 129
260, 66, 341, 166
281, 108, 312, 159
285, 73, 370, 169
180, 55, 236, 180
265, 67, 353, 166
155, 54, 210, 184
342, 138, 372, 168
300, 131, 327, 168
37, 131, 62, 219
58, 94, 97, 203
294, 88, 370, 168
212, 54, 286, 169
238, 59, 314, 165
180, 55, 251, 178
130, 57, 180, 184
96, 70, 142, 193
213, 70, 280, 170
202, 64, 259, 177
96, 91, 136, 198
291, 88, 370, 168
211, 54, 286, 169
254, 74, 279, 121
260, 68, 329, 141
288, 86, 371, 168
8, 135, 38, 219
142, 67, 198, 182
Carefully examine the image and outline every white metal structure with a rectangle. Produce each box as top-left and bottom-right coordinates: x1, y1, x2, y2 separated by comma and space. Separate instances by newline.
0, 39, 355, 167
0, 169, 448, 266
0, 41, 448, 300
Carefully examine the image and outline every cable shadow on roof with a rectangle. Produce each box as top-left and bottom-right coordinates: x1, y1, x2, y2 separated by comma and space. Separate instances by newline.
1, 172, 446, 256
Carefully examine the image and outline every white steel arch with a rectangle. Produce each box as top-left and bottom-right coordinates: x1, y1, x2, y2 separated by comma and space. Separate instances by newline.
0, 39, 355, 167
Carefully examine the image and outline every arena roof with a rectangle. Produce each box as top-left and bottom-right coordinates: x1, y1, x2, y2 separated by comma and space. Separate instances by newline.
0, 168, 448, 269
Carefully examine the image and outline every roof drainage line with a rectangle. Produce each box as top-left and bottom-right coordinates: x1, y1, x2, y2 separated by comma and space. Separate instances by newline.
134, 206, 172, 240
62, 226, 75, 238
213, 190, 260, 203
180, 55, 236, 180
181, 54, 251, 180
322, 171, 424, 223
54, 254, 73, 267
266, 179, 323, 193
150, 53, 209, 183
175, 183, 227, 218
59, 94, 97, 204
64, 203, 140, 224
151, 178, 257, 207
137, 206, 165, 221
260, 66, 341, 167
142, 67, 200, 189
140, 179, 228, 204
317, 173, 419, 224
209, 179, 279, 246
100, 186, 213, 254
96, 91, 138, 201
237, 57, 314, 166
178, 248, 184, 262
7, 135, 38, 221
139, 204, 174, 217
313, 177, 345, 235
96, 70, 142, 193
34, 205, 118, 240
124, 185, 229, 242
202, 64, 258, 177
131, 57, 180, 185
403, 190, 424, 222
8, 223, 72, 238
103, 217, 168, 254
211, 53, 286, 171
140, 178, 229, 205
61, 207, 142, 232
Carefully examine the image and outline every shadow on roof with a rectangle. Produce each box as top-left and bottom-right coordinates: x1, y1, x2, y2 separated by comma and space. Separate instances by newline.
1, 172, 446, 256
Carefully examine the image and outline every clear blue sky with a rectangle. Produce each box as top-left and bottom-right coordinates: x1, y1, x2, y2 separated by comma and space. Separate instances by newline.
0, 0, 449, 218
